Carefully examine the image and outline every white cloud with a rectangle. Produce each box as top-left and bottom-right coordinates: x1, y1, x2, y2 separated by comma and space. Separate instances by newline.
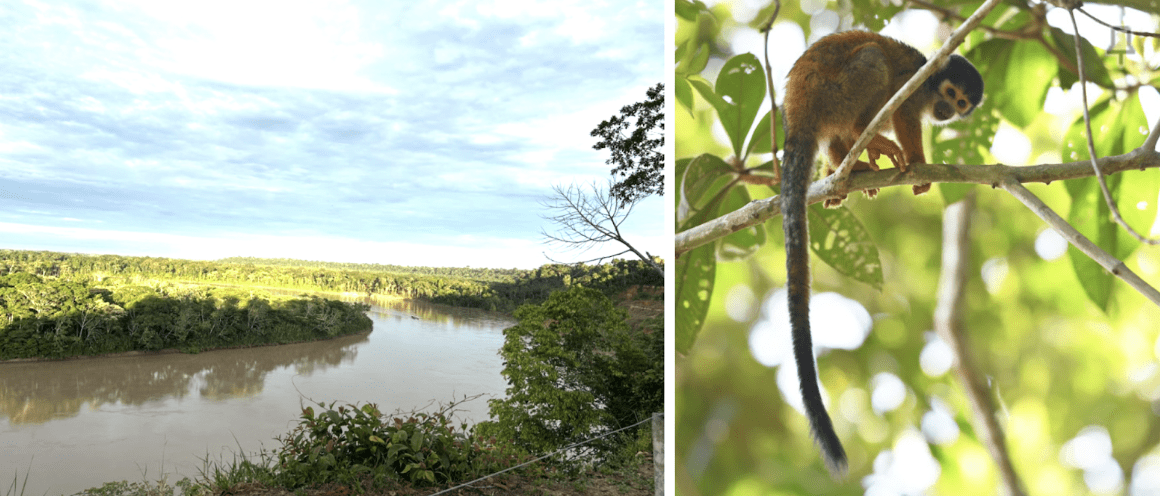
0, 0, 662, 268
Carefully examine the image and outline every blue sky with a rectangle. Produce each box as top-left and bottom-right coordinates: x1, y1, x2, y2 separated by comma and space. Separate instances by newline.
0, 0, 664, 269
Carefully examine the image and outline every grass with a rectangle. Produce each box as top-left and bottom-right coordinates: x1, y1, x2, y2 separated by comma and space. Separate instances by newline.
5, 436, 655, 496
5, 466, 32, 496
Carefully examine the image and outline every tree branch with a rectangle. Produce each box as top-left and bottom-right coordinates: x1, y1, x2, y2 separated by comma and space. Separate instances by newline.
1067, 7, 1158, 245
541, 182, 663, 276
675, 147, 1160, 256
999, 177, 1160, 306
1078, 7, 1160, 38
934, 194, 1027, 496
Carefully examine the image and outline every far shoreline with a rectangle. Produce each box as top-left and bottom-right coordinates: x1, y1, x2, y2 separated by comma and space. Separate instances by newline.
0, 328, 373, 365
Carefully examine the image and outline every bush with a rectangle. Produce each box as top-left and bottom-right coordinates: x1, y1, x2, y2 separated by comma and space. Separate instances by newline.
273, 401, 522, 489
476, 286, 663, 464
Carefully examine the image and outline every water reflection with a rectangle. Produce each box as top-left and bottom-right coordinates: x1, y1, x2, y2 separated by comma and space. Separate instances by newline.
0, 332, 368, 424
2, 297, 513, 496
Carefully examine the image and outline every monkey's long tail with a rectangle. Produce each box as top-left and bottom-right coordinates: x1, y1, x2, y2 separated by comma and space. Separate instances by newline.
781, 131, 849, 475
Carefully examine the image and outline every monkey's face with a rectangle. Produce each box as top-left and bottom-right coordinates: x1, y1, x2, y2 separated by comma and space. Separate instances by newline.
933, 79, 978, 122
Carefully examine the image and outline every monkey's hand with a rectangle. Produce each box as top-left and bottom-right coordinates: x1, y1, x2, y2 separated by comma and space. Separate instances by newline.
866, 135, 906, 171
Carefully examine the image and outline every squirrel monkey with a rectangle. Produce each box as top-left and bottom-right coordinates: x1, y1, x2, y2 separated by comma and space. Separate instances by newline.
780, 31, 983, 474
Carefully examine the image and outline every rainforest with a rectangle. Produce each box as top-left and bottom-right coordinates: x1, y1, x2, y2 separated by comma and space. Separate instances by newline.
0, 249, 663, 361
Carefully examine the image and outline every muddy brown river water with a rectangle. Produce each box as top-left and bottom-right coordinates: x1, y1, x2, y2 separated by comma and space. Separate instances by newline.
0, 297, 514, 496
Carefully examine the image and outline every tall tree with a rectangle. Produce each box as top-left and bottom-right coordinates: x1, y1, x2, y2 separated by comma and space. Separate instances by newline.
591, 83, 664, 204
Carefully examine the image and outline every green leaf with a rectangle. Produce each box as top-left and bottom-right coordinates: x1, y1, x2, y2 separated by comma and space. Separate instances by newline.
411, 430, 424, 452
717, 186, 765, 261
675, 157, 691, 219
1048, 27, 1114, 89
1061, 93, 1152, 310
689, 76, 727, 116
676, 77, 694, 117
848, 0, 906, 30
715, 53, 766, 158
1067, 176, 1116, 311
933, 107, 1000, 204
677, 38, 711, 77
805, 204, 884, 290
969, 39, 1056, 128
679, 153, 734, 229
746, 110, 774, 157
676, 243, 715, 355
369, 435, 385, 444
675, 0, 709, 21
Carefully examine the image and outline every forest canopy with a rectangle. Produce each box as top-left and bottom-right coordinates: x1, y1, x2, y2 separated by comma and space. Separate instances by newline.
0, 250, 663, 314
0, 273, 371, 360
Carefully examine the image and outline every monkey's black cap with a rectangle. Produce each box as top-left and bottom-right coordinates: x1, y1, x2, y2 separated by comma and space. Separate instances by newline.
945, 54, 984, 107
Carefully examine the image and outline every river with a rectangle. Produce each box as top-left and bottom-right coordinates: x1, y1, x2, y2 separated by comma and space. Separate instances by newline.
0, 297, 515, 496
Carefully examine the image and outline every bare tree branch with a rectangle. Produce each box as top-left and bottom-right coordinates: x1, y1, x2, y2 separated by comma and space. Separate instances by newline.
999, 177, 1160, 306
934, 194, 1027, 496
541, 182, 663, 276
1078, 7, 1160, 38
1147, 117, 1160, 152
675, 147, 1160, 256
758, 0, 783, 181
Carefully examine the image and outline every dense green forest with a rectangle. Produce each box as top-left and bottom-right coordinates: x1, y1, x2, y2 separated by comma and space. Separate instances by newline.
0, 250, 663, 312
215, 257, 524, 282
0, 273, 372, 360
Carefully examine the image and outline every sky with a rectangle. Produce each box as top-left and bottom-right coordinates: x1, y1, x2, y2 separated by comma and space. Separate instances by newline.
0, 0, 664, 270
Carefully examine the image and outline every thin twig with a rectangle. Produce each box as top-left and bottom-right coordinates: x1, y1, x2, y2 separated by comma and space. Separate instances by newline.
934, 194, 1027, 496
427, 415, 655, 496
675, 148, 1160, 256
1147, 117, 1160, 152
541, 182, 662, 275
999, 177, 1160, 306
1067, 8, 1158, 245
830, 0, 1003, 186
758, 1, 782, 181
1078, 7, 1160, 38
909, 0, 1031, 40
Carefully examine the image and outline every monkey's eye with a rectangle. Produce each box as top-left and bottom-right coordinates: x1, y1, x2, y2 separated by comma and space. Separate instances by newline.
947, 87, 957, 98
957, 99, 969, 110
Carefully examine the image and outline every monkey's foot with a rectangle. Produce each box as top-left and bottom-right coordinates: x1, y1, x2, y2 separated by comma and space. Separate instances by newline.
864, 187, 879, 199
913, 183, 932, 195
824, 194, 847, 208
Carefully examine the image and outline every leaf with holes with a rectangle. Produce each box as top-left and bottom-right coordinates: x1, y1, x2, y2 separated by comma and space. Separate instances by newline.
676, 243, 715, 355
717, 185, 765, 261
805, 204, 883, 290
708, 53, 765, 159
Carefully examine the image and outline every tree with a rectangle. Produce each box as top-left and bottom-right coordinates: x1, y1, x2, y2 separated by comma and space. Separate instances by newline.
675, 1, 1160, 495
477, 286, 662, 461
540, 181, 663, 275
591, 82, 664, 204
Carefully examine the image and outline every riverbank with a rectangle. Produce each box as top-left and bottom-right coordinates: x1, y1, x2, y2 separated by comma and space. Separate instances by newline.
0, 275, 372, 361
0, 328, 372, 364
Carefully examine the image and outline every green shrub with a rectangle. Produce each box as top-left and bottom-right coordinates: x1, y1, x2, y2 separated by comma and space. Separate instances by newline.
273, 401, 522, 489
477, 286, 663, 464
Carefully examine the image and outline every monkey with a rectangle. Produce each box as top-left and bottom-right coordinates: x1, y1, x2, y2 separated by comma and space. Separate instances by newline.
779, 31, 983, 474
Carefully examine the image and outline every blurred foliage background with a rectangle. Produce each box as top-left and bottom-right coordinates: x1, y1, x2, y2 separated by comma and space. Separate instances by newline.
674, 0, 1160, 494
